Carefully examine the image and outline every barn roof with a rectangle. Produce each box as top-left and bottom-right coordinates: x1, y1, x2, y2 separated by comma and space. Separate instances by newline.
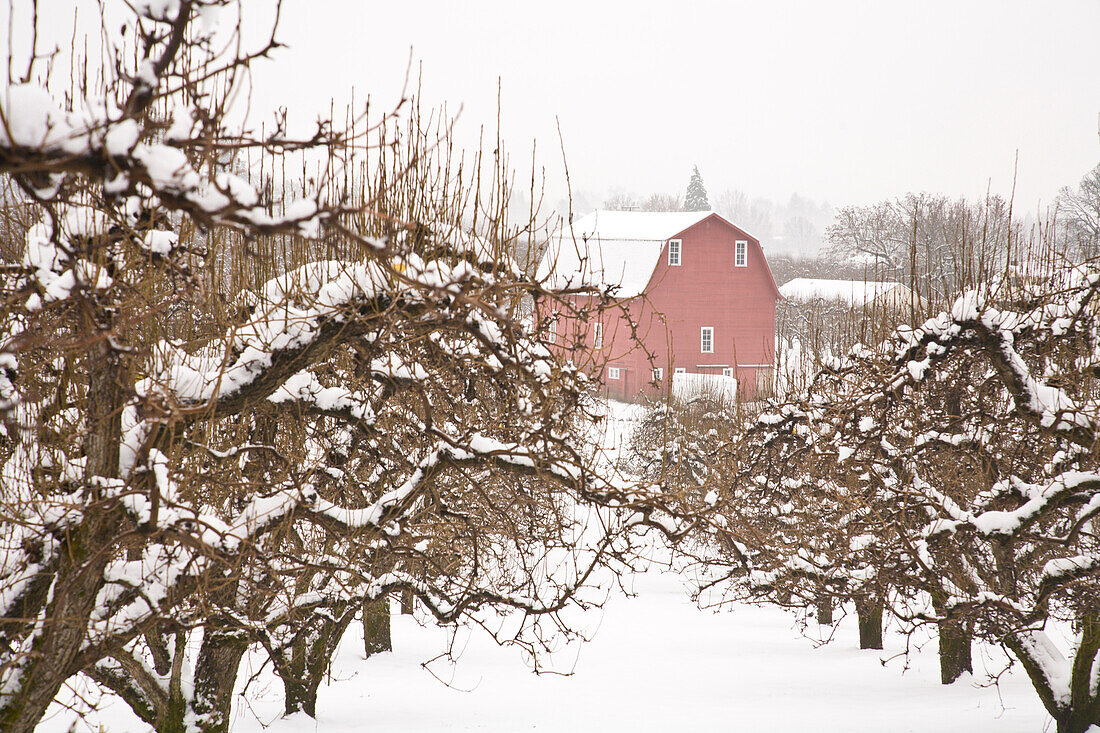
779, 278, 904, 306
537, 210, 714, 297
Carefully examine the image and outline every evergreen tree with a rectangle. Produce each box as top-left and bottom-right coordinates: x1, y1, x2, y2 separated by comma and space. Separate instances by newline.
684, 165, 711, 211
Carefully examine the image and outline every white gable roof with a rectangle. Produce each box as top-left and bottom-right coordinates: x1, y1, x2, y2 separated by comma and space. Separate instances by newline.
779, 278, 903, 307
537, 210, 712, 297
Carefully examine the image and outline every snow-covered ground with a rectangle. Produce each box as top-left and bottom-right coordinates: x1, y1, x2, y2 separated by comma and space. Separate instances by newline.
40, 401, 1052, 732
46, 569, 1049, 733
260, 572, 1049, 733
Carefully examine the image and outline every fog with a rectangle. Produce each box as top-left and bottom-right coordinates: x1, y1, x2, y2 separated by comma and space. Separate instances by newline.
7, 0, 1099, 250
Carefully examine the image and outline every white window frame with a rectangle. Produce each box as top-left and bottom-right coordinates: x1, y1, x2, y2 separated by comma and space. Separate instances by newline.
608, 367, 621, 380
701, 326, 714, 354
722, 367, 734, 378
652, 367, 663, 381
674, 367, 687, 375
668, 239, 682, 266
593, 322, 603, 349
735, 240, 748, 268
547, 316, 557, 344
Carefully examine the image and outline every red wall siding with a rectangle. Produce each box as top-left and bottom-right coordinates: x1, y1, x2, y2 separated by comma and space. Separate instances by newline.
545, 215, 779, 401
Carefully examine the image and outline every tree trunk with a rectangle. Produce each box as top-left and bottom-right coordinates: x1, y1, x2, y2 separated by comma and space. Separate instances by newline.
930, 592, 972, 685
0, 518, 118, 731
283, 676, 319, 719
159, 632, 189, 733
1053, 711, 1100, 733
104, 628, 247, 733
937, 618, 972, 684
0, 323, 133, 726
188, 629, 248, 733
1054, 611, 1100, 733
282, 625, 324, 718
281, 605, 356, 718
856, 598, 883, 650
400, 588, 415, 615
816, 595, 834, 625
0, 334, 127, 731
363, 598, 392, 657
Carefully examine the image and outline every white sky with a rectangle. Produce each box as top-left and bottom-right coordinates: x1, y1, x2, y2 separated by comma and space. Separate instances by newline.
246, 0, 1100, 211
10, 0, 1100, 211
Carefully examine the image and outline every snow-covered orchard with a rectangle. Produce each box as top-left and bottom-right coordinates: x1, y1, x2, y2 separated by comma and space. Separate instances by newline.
0, 2, 698, 730
1, 2, 1099, 733
656, 266, 1100, 733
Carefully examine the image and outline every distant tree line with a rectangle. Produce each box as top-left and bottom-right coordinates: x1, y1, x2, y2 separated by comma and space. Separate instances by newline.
599, 167, 832, 255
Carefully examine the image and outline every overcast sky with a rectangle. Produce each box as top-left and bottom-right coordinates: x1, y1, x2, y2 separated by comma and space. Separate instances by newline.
12, 0, 1100, 212
239, 0, 1100, 212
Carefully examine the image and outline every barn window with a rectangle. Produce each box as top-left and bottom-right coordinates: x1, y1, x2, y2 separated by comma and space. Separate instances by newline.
735, 240, 748, 267
701, 326, 714, 353
668, 239, 682, 266
593, 322, 603, 349
608, 367, 621, 380
652, 367, 663, 381
722, 367, 733, 378
547, 316, 557, 344
674, 367, 687, 375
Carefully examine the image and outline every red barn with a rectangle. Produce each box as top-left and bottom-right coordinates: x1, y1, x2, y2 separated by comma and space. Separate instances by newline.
537, 210, 781, 401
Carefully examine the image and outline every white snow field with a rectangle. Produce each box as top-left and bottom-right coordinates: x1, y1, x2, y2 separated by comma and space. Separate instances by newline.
255, 573, 1050, 733
42, 572, 1050, 732
39, 402, 1053, 732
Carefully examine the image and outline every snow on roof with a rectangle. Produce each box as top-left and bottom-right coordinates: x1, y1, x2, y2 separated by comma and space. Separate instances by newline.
779, 278, 903, 307
537, 210, 713, 297
538, 237, 664, 297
